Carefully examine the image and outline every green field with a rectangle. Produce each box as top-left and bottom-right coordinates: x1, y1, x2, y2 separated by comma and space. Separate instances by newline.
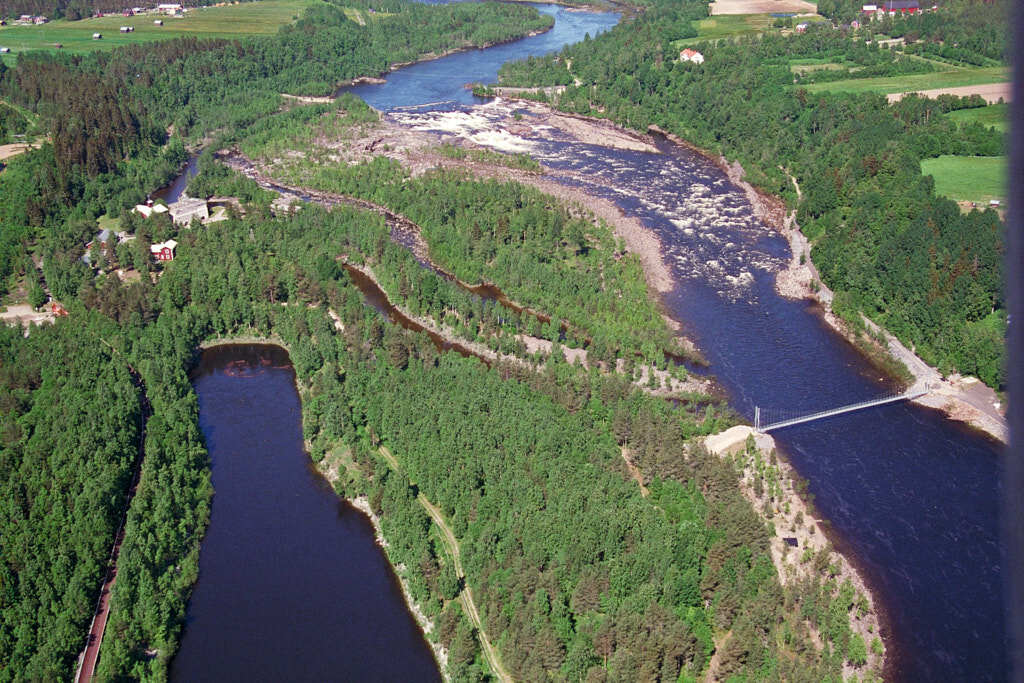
802, 65, 1009, 95
789, 58, 855, 75
672, 13, 828, 47
920, 155, 1006, 203
947, 103, 1009, 133
0, 0, 322, 62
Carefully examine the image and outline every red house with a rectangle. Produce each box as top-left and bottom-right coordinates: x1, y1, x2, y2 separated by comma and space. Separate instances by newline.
150, 239, 177, 262
883, 0, 920, 14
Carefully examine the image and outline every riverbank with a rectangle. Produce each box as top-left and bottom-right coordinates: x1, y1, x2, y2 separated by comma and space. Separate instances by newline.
767, 175, 1008, 444
704, 426, 887, 679
345, 259, 711, 398
645, 123, 1009, 444
478, 95, 1006, 441
346, 495, 451, 678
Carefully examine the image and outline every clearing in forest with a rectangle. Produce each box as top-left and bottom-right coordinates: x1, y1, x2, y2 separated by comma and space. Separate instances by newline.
946, 103, 1008, 133
920, 155, 1006, 204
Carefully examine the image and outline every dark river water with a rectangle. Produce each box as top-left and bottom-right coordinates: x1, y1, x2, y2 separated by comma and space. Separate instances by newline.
172, 345, 440, 681
175, 2, 1008, 680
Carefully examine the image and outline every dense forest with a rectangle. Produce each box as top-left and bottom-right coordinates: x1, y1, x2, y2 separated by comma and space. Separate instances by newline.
0, 0, 551, 301
0, 1, 558, 679
2, 175, 878, 679
495, 0, 1008, 389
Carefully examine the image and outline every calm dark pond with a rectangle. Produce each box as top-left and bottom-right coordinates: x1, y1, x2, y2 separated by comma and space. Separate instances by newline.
171, 345, 440, 682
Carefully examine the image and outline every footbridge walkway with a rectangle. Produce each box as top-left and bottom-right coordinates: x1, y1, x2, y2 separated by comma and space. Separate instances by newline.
755, 385, 930, 433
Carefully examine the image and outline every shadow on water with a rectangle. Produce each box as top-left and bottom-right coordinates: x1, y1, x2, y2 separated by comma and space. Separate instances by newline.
172, 344, 440, 682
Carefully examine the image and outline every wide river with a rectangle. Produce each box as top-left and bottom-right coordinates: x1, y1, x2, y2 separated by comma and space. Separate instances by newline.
176, 3, 1007, 681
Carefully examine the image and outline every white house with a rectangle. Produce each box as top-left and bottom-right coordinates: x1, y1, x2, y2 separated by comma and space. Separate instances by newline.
679, 48, 705, 64
135, 203, 169, 218
169, 197, 209, 225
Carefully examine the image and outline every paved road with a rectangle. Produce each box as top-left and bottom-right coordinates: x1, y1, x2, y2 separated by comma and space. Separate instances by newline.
75, 527, 125, 683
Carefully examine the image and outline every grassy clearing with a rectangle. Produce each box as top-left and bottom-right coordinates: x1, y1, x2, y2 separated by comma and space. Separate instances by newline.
801, 65, 1009, 95
0, 0, 321, 62
672, 14, 773, 47
790, 61, 851, 74
920, 155, 1006, 203
96, 214, 122, 232
947, 103, 1008, 133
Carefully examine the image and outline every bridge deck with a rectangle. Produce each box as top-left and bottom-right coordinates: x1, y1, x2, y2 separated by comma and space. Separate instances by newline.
756, 388, 928, 433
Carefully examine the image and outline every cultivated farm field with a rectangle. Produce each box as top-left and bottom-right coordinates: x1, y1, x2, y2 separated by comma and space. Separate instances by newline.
801, 65, 1010, 96
709, 0, 816, 15
0, 0, 322, 62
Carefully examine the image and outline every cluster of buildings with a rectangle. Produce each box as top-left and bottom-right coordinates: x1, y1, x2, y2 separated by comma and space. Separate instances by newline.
82, 226, 178, 264
100, 3, 185, 17
134, 196, 209, 224
80, 196, 213, 267
10, 15, 49, 25
861, 1, 934, 17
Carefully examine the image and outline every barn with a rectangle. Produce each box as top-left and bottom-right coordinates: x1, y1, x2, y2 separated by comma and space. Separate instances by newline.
883, 0, 920, 14
150, 240, 178, 262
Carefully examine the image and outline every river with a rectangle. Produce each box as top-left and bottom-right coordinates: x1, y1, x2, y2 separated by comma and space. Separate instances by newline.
175, 3, 1007, 680
343, 10, 1008, 681
172, 345, 441, 681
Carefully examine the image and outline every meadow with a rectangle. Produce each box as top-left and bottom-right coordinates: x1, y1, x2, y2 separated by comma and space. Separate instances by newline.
920, 154, 1007, 204
946, 103, 1008, 133
0, 0, 322, 62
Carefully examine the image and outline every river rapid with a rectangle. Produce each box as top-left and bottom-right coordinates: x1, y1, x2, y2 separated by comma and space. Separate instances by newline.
173, 3, 1007, 680
345, 6, 1008, 680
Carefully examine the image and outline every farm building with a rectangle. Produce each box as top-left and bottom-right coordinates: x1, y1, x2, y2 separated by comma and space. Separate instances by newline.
169, 197, 209, 225
883, 0, 920, 14
134, 203, 169, 218
85, 228, 112, 251
679, 48, 705, 64
157, 3, 184, 15
150, 240, 178, 262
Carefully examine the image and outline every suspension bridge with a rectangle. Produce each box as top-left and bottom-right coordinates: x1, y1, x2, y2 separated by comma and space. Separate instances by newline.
754, 385, 931, 433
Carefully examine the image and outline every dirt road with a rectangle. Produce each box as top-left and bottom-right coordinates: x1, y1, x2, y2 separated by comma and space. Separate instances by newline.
74, 533, 123, 682
887, 82, 1011, 104
378, 447, 512, 683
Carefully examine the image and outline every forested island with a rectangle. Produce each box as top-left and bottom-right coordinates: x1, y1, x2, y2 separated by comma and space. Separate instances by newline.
0, 0, 1006, 680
